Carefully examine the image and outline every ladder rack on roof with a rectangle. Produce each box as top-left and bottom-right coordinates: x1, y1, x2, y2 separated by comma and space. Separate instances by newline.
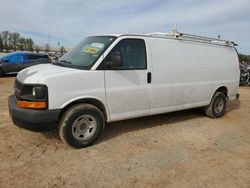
147, 29, 237, 47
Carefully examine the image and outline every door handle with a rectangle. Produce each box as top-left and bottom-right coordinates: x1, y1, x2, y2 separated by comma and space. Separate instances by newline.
147, 72, 151, 83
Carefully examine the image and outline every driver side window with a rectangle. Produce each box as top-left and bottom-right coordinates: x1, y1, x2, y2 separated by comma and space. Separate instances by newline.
9, 54, 23, 63
99, 39, 147, 70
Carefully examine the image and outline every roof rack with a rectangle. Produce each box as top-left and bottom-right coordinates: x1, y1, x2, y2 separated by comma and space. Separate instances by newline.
146, 27, 237, 47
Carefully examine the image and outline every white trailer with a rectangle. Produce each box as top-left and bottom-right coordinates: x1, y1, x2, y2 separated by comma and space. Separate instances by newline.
9, 30, 240, 148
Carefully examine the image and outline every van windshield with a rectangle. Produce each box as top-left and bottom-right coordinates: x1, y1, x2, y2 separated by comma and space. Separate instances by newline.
58, 36, 116, 69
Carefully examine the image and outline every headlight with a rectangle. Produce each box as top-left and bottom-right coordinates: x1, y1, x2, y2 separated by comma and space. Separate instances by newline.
15, 82, 48, 109
32, 86, 45, 99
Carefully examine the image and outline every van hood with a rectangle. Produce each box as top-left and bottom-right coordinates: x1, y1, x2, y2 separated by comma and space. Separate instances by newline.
17, 64, 79, 84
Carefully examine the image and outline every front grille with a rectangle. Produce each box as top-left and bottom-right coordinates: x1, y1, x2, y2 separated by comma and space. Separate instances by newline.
15, 79, 23, 89
14, 79, 23, 99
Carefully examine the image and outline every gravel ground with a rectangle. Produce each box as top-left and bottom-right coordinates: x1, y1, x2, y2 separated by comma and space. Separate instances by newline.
0, 52, 8, 57
0, 76, 250, 188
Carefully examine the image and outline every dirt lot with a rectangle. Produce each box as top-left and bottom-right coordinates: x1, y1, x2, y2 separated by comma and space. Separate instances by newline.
0, 77, 250, 188
0, 52, 8, 57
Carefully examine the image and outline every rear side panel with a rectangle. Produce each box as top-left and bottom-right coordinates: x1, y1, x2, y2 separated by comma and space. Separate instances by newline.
149, 37, 239, 115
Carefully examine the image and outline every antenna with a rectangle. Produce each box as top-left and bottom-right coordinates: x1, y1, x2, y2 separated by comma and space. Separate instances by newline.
47, 34, 50, 46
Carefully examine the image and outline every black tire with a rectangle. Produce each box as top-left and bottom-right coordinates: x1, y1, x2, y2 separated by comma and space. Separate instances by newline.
59, 103, 105, 148
0, 68, 5, 77
205, 92, 227, 118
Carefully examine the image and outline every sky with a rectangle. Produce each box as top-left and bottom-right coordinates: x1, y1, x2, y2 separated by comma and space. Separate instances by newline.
0, 0, 249, 54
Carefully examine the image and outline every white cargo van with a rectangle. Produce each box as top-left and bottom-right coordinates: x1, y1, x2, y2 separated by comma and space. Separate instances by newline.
8, 30, 240, 148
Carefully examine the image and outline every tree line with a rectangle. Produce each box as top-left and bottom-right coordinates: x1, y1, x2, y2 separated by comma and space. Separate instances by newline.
0, 30, 66, 54
239, 54, 250, 64
0, 31, 34, 51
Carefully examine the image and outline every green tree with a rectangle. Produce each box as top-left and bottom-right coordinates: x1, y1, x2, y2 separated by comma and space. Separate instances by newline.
18, 37, 26, 51
1, 31, 9, 50
0, 34, 3, 51
26, 38, 34, 51
7, 32, 13, 50
238, 54, 248, 63
9, 32, 20, 51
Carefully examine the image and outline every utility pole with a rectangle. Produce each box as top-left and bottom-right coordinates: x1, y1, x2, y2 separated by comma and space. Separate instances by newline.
48, 34, 50, 47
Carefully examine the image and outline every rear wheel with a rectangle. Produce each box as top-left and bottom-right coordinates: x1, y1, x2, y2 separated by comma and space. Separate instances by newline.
0, 68, 5, 77
59, 103, 105, 148
205, 92, 227, 118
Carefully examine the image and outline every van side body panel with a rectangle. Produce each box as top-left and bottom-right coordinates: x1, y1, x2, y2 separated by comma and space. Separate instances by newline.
148, 37, 239, 115
39, 70, 108, 119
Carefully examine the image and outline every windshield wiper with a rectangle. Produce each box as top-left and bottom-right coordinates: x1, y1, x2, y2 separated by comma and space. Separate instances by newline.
53, 59, 72, 67
59, 60, 72, 64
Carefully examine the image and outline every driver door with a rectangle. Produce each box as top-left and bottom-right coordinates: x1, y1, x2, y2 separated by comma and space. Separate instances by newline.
99, 38, 150, 121
2, 54, 23, 73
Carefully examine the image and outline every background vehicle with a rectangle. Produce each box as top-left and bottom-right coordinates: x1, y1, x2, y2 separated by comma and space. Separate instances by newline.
0, 52, 51, 76
8, 31, 240, 148
48, 52, 63, 63
239, 63, 250, 86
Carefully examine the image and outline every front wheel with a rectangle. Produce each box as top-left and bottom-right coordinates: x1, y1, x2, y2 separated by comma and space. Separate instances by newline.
205, 92, 227, 118
59, 103, 105, 148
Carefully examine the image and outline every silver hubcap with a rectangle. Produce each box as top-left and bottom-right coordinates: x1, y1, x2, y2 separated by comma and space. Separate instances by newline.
214, 98, 224, 114
72, 115, 97, 141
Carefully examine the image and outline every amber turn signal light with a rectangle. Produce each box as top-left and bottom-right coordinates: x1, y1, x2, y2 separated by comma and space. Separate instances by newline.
16, 100, 47, 109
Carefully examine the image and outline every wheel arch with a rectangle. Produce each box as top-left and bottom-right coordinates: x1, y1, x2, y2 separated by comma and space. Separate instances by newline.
209, 86, 228, 103
60, 97, 109, 122
215, 86, 228, 97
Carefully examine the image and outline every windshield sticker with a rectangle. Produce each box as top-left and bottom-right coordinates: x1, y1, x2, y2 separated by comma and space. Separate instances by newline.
82, 42, 105, 55
84, 47, 98, 54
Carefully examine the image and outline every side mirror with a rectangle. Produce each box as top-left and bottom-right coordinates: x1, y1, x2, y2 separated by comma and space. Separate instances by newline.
2, 58, 9, 63
108, 52, 122, 68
